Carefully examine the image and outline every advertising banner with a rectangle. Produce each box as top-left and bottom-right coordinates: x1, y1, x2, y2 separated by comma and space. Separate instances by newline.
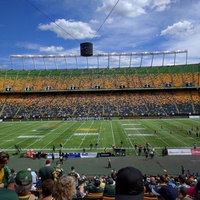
191, 148, 200, 155
167, 148, 192, 155
80, 152, 97, 158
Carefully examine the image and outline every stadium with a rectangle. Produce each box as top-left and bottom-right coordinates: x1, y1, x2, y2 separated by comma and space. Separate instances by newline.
0, 1, 200, 199
1, 50, 200, 175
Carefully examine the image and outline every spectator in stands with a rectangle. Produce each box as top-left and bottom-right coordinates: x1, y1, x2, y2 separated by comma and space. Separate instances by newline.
156, 175, 168, 188
188, 177, 196, 186
186, 180, 200, 200
177, 186, 192, 200
39, 160, 57, 183
15, 170, 37, 200
10, 168, 16, 177
41, 179, 55, 200
0, 175, 19, 200
68, 166, 80, 187
103, 177, 115, 197
27, 168, 38, 191
178, 174, 190, 188
144, 176, 158, 193
86, 177, 104, 194
54, 161, 64, 181
53, 175, 76, 200
99, 176, 106, 189
84, 176, 94, 192
111, 169, 117, 181
115, 166, 144, 200
152, 182, 178, 200
0, 151, 11, 188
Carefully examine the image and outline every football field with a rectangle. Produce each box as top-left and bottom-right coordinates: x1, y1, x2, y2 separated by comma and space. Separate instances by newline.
1, 118, 200, 156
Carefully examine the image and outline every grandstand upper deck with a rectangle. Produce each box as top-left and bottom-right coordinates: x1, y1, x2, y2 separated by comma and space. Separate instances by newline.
0, 63, 199, 92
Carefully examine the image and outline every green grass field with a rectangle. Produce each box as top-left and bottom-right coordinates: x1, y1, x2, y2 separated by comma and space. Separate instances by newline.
1, 118, 200, 156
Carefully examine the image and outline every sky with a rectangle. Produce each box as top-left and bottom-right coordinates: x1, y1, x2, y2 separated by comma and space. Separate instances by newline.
0, 0, 200, 69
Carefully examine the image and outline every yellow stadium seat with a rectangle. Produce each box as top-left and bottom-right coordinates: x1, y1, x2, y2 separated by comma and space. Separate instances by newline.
143, 196, 158, 200
102, 196, 115, 200
84, 193, 103, 200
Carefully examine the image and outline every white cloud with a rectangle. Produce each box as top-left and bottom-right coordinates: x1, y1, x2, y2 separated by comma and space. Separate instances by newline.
151, 0, 175, 12
96, 0, 175, 19
38, 19, 98, 40
160, 21, 200, 38
40, 46, 64, 53
96, 0, 148, 18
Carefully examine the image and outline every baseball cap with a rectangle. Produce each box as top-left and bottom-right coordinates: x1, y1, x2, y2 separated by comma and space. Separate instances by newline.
116, 166, 144, 200
15, 170, 32, 186
152, 185, 178, 200
179, 186, 187, 195
107, 178, 114, 185
94, 179, 101, 187
27, 168, 31, 171
186, 180, 200, 196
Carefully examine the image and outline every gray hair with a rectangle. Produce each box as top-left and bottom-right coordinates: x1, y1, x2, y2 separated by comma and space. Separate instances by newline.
15, 183, 32, 196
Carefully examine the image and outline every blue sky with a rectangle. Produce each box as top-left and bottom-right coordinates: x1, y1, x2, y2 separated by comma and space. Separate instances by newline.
0, 0, 200, 69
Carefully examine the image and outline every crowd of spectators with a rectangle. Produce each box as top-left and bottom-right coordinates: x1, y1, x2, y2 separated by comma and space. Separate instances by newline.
0, 89, 199, 119
1, 151, 200, 200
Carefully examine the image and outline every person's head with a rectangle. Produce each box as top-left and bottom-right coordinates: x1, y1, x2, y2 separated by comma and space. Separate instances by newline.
152, 185, 178, 200
56, 161, 62, 166
53, 175, 76, 200
94, 179, 101, 187
178, 186, 187, 199
115, 166, 144, 200
15, 170, 32, 196
179, 174, 186, 183
7, 175, 16, 190
159, 175, 168, 184
0, 151, 9, 169
107, 177, 115, 185
150, 176, 156, 183
11, 168, 15, 174
42, 179, 54, 198
71, 166, 75, 171
46, 160, 51, 165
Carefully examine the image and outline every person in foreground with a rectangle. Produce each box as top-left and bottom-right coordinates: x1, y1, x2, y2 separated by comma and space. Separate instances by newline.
53, 174, 76, 200
0, 151, 11, 188
152, 181, 178, 200
0, 175, 19, 200
15, 170, 38, 200
41, 179, 55, 200
115, 166, 144, 200
186, 180, 200, 200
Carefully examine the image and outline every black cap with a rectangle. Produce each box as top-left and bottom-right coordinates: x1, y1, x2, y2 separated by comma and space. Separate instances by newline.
116, 166, 143, 200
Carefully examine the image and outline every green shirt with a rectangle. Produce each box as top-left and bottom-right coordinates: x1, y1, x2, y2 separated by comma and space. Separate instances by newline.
2, 166, 11, 188
88, 185, 104, 193
55, 166, 64, 179
103, 184, 116, 197
39, 166, 56, 182
0, 188, 19, 200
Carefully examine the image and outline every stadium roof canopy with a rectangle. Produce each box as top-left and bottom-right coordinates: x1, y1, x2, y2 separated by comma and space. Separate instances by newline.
10, 50, 188, 70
